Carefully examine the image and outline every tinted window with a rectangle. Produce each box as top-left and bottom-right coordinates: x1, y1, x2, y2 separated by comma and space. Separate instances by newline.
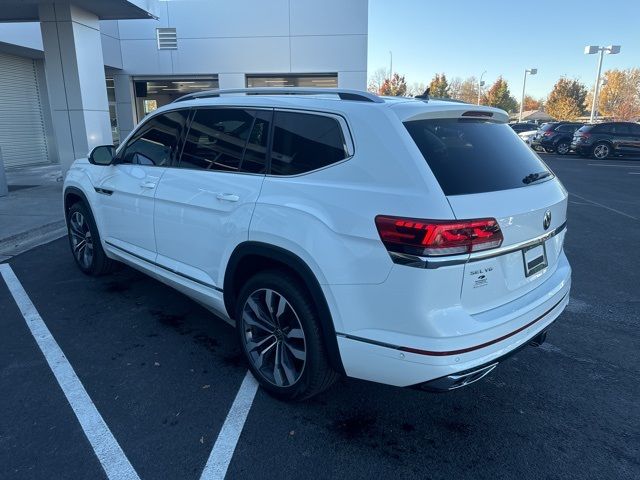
239, 110, 271, 174
121, 110, 188, 166
556, 124, 578, 133
592, 124, 613, 134
539, 123, 557, 132
404, 119, 553, 196
180, 108, 267, 173
612, 124, 631, 134
630, 124, 640, 135
270, 112, 347, 175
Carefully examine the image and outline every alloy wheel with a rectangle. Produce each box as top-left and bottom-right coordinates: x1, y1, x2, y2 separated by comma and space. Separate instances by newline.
593, 144, 610, 159
557, 143, 570, 155
241, 288, 307, 387
69, 211, 94, 269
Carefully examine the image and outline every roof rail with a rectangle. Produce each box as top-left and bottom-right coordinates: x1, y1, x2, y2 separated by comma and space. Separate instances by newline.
173, 87, 384, 104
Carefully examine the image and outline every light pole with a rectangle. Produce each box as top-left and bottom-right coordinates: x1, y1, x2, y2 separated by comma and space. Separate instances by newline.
477, 71, 486, 105
518, 68, 537, 122
585, 45, 621, 123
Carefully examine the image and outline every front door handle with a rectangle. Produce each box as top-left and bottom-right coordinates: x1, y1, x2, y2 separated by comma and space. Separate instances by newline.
140, 181, 156, 189
216, 193, 240, 202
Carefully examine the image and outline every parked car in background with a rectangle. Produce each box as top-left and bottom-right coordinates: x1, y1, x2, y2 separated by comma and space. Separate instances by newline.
530, 122, 584, 155
518, 128, 540, 146
510, 122, 539, 134
572, 122, 640, 159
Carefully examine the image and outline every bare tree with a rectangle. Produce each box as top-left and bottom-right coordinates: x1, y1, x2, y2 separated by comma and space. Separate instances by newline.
368, 68, 389, 94
407, 82, 427, 97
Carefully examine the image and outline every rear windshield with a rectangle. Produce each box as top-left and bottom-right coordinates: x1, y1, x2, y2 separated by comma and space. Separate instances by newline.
539, 123, 557, 131
404, 118, 553, 196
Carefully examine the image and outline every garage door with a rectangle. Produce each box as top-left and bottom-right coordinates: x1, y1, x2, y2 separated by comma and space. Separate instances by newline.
0, 52, 49, 168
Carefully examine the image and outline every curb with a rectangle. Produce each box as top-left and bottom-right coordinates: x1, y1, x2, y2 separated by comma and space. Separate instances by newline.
0, 219, 67, 258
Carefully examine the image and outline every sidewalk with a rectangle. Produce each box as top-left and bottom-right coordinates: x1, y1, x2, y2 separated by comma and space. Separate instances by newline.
0, 164, 66, 261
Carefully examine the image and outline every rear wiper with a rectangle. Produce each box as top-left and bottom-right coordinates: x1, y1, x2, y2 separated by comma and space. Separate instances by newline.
522, 171, 552, 185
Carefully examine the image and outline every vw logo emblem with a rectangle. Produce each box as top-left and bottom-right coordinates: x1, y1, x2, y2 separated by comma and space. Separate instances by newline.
543, 210, 552, 230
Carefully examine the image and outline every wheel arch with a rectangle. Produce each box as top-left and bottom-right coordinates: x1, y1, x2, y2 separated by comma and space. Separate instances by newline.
224, 241, 345, 375
64, 186, 91, 218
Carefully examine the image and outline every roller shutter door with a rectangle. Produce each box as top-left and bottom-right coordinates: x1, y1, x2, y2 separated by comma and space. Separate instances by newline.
0, 52, 49, 168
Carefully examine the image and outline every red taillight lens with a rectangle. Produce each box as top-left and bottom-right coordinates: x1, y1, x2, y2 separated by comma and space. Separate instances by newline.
543, 131, 555, 137
375, 216, 503, 256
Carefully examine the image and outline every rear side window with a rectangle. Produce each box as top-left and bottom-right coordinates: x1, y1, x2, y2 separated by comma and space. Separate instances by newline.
404, 118, 553, 196
270, 111, 348, 175
592, 124, 613, 134
180, 108, 270, 173
121, 110, 189, 166
556, 124, 577, 133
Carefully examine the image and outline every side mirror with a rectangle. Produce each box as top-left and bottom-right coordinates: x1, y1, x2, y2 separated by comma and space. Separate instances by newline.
88, 145, 115, 165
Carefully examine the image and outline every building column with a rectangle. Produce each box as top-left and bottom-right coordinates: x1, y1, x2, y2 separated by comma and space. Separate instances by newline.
218, 73, 246, 89
39, 3, 112, 172
113, 73, 137, 142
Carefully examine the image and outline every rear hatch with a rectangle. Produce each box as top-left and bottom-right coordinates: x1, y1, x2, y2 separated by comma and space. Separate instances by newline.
403, 114, 567, 314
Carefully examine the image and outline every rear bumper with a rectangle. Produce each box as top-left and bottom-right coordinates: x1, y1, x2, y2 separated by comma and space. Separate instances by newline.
333, 253, 571, 388
414, 328, 550, 391
571, 143, 591, 154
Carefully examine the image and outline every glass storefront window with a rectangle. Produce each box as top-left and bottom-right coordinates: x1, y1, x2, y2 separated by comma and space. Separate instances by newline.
246, 74, 338, 88
106, 77, 119, 145
133, 78, 219, 121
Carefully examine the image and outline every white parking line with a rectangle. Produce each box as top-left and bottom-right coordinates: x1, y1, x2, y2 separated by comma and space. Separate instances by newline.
200, 371, 259, 480
588, 163, 640, 168
629, 172, 640, 175
0, 264, 141, 480
570, 193, 638, 221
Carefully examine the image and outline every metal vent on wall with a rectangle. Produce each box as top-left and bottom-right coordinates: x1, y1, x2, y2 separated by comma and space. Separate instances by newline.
156, 28, 177, 50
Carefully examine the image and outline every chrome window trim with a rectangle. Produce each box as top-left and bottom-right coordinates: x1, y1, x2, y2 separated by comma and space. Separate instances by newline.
389, 222, 567, 269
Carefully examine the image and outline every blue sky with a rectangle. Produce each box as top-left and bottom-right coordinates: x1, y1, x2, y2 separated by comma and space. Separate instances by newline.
367, 0, 640, 99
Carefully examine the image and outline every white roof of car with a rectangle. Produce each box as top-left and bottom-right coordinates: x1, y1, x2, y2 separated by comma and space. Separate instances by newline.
151, 88, 509, 123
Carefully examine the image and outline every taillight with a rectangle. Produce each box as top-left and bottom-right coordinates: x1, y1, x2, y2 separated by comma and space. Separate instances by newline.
543, 131, 555, 137
581, 133, 591, 139
375, 216, 503, 257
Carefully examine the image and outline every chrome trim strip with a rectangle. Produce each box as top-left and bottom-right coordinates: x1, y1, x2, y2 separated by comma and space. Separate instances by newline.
389, 222, 567, 269
468, 221, 566, 262
105, 241, 223, 292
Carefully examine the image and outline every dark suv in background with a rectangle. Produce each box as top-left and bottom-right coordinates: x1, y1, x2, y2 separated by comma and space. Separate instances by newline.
510, 122, 539, 133
572, 122, 640, 159
530, 122, 584, 155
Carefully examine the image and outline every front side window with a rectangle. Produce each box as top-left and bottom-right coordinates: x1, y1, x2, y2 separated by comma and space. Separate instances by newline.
180, 108, 268, 173
270, 111, 348, 176
121, 110, 189, 166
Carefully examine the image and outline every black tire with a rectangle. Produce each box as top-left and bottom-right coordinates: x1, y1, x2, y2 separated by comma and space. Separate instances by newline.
544, 147, 556, 154
556, 141, 570, 155
235, 270, 339, 401
67, 202, 115, 276
592, 142, 611, 160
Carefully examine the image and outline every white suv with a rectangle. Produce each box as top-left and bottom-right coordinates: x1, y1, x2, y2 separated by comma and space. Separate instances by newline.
63, 88, 571, 400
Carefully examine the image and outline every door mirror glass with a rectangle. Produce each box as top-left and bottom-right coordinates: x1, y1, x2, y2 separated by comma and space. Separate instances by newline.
89, 145, 115, 165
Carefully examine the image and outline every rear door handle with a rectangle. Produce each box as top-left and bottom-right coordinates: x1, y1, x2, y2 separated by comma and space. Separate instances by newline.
140, 181, 156, 189
216, 193, 240, 202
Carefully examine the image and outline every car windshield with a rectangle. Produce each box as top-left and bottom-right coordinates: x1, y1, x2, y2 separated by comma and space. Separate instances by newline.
404, 118, 554, 196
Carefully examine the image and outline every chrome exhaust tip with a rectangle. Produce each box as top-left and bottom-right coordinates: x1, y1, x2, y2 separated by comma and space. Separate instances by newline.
418, 363, 499, 392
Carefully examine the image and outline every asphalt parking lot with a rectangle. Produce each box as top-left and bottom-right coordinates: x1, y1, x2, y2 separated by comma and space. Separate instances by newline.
1, 153, 639, 480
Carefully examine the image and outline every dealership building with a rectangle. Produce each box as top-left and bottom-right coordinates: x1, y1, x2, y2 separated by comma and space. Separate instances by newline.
0, 0, 368, 170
